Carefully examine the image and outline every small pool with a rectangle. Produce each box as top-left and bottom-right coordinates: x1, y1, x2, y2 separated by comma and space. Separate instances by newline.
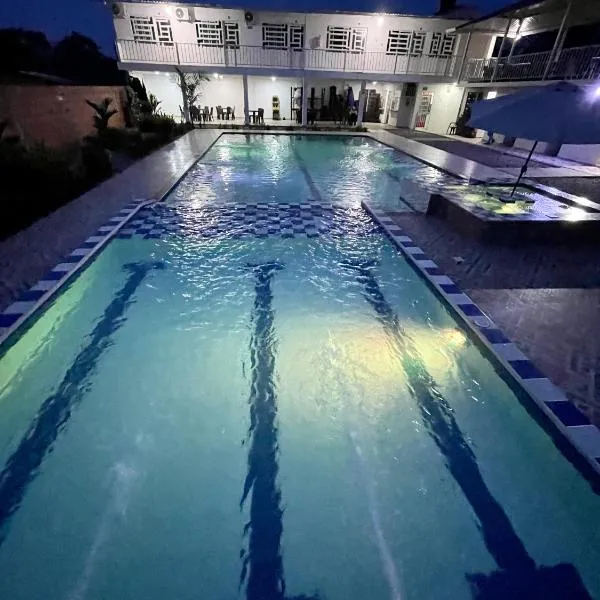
0, 134, 599, 600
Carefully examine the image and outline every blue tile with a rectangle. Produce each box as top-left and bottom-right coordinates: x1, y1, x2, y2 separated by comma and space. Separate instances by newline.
83, 241, 99, 248
439, 283, 462, 294
480, 328, 511, 344
18, 289, 45, 302
459, 303, 484, 317
62, 255, 82, 263
0, 313, 21, 327
546, 401, 590, 427
45, 270, 64, 281
509, 359, 544, 380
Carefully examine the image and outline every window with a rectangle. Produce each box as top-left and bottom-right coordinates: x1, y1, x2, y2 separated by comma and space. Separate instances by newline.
263, 23, 288, 49
155, 18, 173, 45
290, 25, 304, 50
327, 26, 350, 51
387, 30, 410, 55
411, 31, 426, 55
131, 16, 173, 45
131, 16, 156, 43
441, 33, 456, 56
327, 26, 367, 52
430, 32, 456, 56
386, 30, 425, 55
350, 27, 367, 53
196, 20, 223, 46
224, 21, 240, 48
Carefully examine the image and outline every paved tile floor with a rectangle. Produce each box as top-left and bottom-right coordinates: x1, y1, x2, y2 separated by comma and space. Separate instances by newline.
391, 212, 600, 426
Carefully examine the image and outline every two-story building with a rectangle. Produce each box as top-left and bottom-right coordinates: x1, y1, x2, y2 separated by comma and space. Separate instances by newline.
110, 0, 474, 131
109, 0, 600, 162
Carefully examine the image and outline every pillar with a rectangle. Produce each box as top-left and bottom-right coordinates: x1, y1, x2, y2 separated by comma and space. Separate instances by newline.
243, 74, 250, 125
301, 77, 308, 126
357, 80, 367, 127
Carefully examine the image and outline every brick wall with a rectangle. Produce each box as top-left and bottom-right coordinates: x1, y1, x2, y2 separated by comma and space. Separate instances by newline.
0, 84, 127, 147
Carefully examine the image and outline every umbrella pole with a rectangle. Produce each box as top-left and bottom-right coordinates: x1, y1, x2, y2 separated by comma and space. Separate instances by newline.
511, 141, 538, 196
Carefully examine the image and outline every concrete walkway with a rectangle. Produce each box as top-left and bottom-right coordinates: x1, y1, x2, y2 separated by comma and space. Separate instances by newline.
0, 129, 220, 312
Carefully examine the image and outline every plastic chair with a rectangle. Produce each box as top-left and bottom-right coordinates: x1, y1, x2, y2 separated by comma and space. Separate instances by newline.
257, 108, 264, 124
447, 122, 457, 135
209, 107, 214, 121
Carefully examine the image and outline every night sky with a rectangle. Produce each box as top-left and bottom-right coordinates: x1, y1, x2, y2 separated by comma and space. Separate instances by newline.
0, 0, 507, 55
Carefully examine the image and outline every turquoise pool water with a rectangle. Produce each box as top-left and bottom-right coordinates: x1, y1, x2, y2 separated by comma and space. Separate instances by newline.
0, 135, 599, 600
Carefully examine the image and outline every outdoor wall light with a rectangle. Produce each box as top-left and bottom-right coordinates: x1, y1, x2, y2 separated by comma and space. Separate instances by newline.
271, 76, 277, 81
213, 73, 219, 79
377, 16, 384, 26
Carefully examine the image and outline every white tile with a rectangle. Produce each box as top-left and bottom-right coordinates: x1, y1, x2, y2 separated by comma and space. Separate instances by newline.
491, 343, 528, 362
446, 293, 473, 306
4, 301, 36, 315
53, 263, 74, 273
414, 259, 438, 269
470, 315, 494, 328
403, 245, 425, 255
71, 248, 92, 257
85, 236, 104, 244
395, 235, 413, 243
97, 226, 114, 233
430, 275, 454, 285
521, 378, 567, 403
31, 280, 56, 292
567, 426, 600, 458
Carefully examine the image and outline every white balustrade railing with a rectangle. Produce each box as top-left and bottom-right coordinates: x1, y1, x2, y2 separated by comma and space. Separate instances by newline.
116, 39, 459, 77
462, 45, 600, 82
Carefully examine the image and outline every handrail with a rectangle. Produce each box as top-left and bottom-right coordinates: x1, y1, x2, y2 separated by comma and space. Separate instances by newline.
462, 44, 600, 83
116, 39, 459, 77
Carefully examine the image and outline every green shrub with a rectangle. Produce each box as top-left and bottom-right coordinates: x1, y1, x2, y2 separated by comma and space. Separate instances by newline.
138, 114, 176, 139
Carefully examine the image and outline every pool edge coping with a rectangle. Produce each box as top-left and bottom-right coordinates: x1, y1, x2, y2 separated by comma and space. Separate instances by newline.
362, 199, 600, 480
0, 199, 153, 348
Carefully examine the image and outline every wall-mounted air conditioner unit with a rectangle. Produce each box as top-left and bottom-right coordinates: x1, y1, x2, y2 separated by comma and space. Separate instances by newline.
175, 7, 193, 22
244, 11, 255, 28
309, 35, 320, 49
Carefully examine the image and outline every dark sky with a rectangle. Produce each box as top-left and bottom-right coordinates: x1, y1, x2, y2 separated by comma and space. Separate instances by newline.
0, 0, 506, 56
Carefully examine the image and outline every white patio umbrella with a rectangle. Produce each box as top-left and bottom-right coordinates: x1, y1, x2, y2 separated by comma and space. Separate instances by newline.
467, 81, 600, 195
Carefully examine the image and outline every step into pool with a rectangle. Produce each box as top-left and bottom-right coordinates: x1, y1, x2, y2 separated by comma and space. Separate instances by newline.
0, 134, 599, 600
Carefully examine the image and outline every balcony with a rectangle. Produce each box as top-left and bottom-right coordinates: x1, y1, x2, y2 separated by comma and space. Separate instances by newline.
116, 39, 459, 78
462, 44, 600, 83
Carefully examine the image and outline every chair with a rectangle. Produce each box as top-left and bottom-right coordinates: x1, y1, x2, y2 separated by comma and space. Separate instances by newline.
447, 121, 457, 135
216, 105, 223, 120
209, 106, 214, 121
202, 107, 209, 123
257, 108, 264, 124
226, 106, 232, 120
231, 107, 235, 120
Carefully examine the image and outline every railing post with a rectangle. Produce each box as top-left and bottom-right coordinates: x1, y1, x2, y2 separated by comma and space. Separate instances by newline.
457, 32, 472, 81
175, 42, 181, 65
343, 51, 347, 72
394, 52, 399, 74
543, 0, 573, 79
491, 16, 512, 82
407, 53, 412, 74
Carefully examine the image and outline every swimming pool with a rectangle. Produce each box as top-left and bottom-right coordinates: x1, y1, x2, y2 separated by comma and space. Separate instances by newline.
0, 134, 599, 600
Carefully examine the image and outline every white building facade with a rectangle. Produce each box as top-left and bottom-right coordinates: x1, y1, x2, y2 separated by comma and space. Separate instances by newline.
111, 1, 471, 132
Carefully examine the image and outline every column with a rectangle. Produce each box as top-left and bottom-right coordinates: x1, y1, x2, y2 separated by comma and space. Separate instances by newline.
301, 77, 308, 127
243, 74, 250, 126
491, 17, 512, 82
542, 0, 573, 79
357, 80, 367, 127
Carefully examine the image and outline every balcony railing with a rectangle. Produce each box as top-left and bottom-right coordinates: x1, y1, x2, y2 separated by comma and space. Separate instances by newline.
117, 39, 459, 77
462, 44, 600, 83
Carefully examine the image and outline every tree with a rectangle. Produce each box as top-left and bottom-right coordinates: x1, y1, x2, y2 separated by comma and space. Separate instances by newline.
175, 68, 209, 123
53, 32, 124, 85
0, 29, 52, 75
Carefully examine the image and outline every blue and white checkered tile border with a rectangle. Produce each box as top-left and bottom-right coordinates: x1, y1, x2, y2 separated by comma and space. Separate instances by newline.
115, 201, 378, 239
363, 200, 600, 477
0, 199, 150, 347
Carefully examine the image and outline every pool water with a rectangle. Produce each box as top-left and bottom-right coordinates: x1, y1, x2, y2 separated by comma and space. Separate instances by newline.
0, 134, 599, 600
